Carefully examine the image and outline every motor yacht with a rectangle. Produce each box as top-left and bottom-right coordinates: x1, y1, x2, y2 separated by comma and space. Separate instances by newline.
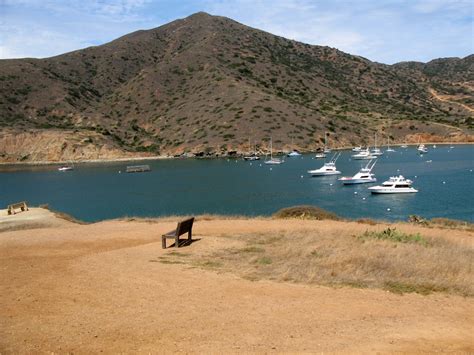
308, 153, 341, 176
368, 175, 418, 194
315, 152, 326, 159
352, 146, 362, 152
287, 150, 301, 157
58, 166, 74, 171
352, 148, 376, 160
417, 144, 428, 154
339, 160, 377, 185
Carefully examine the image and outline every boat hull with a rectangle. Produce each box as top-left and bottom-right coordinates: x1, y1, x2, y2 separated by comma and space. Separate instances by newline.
340, 178, 376, 185
369, 187, 418, 194
308, 170, 341, 176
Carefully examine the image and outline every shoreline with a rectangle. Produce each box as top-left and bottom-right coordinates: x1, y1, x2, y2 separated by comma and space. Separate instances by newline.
1, 141, 472, 166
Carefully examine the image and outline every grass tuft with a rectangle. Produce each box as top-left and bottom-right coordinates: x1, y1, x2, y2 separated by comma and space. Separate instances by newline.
358, 228, 428, 246
273, 205, 340, 221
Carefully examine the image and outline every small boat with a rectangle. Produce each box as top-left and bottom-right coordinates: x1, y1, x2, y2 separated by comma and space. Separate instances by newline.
386, 137, 395, 152
371, 133, 383, 156
432, 144, 437, 148
352, 146, 362, 152
287, 150, 301, 157
368, 175, 418, 194
352, 148, 376, 160
401, 143, 408, 148
339, 160, 377, 185
126, 165, 151, 173
244, 139, 260, 161
264, 137, 283, 165
323, 132, 331, 153
58, 161, 74, 171
315, 152, 326, 159
417, 144, 428, 154
308, 153, 341, 176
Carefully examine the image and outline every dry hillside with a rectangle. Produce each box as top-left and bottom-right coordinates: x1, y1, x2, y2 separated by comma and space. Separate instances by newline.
0, 12, 473, 162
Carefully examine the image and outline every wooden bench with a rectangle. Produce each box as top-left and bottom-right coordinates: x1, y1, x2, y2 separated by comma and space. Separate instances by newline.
7, 201, 29, 215
162, 217, 194, 249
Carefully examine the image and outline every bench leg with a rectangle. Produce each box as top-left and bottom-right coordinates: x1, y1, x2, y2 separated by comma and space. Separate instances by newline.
162, 236, 166, 249
175, 236, 179, 248
188, 231, 192, 241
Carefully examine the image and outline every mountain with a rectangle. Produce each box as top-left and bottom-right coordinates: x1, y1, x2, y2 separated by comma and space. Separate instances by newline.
0, 12, 472, 162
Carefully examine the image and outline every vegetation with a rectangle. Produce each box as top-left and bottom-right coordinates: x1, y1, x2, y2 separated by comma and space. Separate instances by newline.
156, 223, 473, 296
0, 12, 471, 159
273, 205, 340, 221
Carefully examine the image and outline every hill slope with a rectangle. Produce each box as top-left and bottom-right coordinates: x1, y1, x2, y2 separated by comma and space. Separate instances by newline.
0, 12, 472, 162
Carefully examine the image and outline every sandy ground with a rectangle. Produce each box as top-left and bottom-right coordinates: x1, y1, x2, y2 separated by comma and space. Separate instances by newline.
1, 209, 473, 353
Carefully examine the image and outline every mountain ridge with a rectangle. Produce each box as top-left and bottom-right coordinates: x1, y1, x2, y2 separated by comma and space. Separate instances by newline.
0, 12, 472, 162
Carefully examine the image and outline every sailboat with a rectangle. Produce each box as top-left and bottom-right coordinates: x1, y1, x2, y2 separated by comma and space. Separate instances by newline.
323, 132, 331, 153
386, 136, 395, 152
243, 139, 260, 161
264, 137, 283, 165
371, 133, 383, 156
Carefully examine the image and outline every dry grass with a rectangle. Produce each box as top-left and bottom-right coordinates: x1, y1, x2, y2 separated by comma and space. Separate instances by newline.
163, 227, 473, 297
119, 214, 261, 223
273, 205, 340, 221
408, 215, 474, 232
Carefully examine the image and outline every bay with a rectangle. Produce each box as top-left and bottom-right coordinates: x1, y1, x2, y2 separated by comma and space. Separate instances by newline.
1, 144, 472, 222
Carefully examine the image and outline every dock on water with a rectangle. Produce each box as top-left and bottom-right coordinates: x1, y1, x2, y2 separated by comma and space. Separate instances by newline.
125, 165, 151, 173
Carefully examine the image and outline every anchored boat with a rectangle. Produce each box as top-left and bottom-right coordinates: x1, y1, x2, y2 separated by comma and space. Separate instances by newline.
339, 160, 377, 185
308, 153, 341, 176
368, 175, 418, 194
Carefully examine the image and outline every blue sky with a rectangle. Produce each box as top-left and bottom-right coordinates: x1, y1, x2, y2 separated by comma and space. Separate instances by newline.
0, 0, 472, 64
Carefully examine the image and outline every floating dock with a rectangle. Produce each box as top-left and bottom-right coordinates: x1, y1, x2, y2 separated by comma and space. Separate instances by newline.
125, 165, 151, 173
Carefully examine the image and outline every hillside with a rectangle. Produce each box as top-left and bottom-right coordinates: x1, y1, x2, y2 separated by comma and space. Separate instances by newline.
0, 12, 472, 162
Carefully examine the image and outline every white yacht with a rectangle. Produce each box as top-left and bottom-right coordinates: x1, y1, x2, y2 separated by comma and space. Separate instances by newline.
339, 160, 377, 185
287, 150, 301, 157
352, 148, 376, 160
264, 137, 283, 165
308, 153, 341, 176
352, 146, 362, 152
368, 175, 418, 194
417, 144, 428, 154
315, 152, 326, 159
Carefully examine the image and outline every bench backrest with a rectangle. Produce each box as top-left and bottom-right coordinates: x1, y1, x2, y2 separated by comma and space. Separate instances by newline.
8, 201, 27, 209
176, 217, 194, 236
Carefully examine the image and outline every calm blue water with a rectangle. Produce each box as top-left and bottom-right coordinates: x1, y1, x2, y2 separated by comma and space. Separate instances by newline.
1, 145, 473, 222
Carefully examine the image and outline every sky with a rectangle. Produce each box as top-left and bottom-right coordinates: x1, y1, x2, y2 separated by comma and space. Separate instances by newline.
0, 0, 472, 64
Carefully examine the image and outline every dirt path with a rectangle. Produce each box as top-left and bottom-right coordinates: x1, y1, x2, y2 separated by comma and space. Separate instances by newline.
1, 216, 473, 353
429, 87, 474, 113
